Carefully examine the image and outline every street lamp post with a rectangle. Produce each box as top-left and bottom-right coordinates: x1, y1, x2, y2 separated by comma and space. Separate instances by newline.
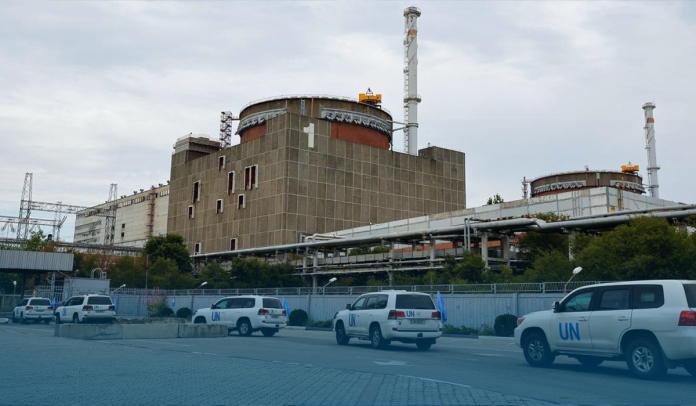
564, 267, 583, 293
322, 277, 338, 295
190, 282, 208, 315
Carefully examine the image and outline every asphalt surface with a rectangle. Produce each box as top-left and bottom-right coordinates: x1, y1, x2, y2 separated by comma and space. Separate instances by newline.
1, 321, 694, 405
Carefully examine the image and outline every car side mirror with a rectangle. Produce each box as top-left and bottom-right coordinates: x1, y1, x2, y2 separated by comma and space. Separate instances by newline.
552, 301, 560, 313
346, 304, 351, 310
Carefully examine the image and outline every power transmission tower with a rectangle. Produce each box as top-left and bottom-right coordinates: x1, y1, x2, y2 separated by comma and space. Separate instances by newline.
17, 173, 33, 240
104, 183, 118, 245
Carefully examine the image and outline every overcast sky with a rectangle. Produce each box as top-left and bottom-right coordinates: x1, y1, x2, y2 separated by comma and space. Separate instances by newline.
1, 0, 695, 242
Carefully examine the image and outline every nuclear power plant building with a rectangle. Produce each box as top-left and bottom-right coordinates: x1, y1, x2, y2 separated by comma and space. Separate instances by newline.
167, 95, 466, 254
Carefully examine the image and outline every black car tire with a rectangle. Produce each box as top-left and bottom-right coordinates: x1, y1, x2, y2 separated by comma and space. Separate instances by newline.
238, 319, 252, 336
11, 313, 17, 323
626, 339, 667, 380
261, 329, 276, 337
576, 356, 604, 367
415, 340, 432, 351
522, 332, 555, 367
55, 314, 61, 324
20, 313, 27, 324
72, 314, 80, 324
683, 361, 696, 377
370, 325, 386, 349
335, 322, 350, 345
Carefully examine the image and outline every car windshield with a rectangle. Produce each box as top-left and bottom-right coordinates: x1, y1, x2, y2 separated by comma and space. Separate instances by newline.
262, 298, 282, 309
395, 295, 435, 310
87, 297, 113, 305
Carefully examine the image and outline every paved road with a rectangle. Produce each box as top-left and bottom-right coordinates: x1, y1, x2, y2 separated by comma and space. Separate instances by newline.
1, 322, 694, 405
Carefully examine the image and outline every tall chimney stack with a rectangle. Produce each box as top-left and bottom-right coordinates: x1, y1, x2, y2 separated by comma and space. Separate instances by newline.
642, 102, 660, 199
403, 7, 421, 156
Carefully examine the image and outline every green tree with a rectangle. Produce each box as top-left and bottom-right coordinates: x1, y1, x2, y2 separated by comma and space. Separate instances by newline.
109, 256, 146, 288
486, 194, 504, 205
148, 258, 196, 289
227, 258, 304, 288
144, 234, 193, 274
198, 262, 231, 289
518, 251, 574, 282
576, 217, 696, 281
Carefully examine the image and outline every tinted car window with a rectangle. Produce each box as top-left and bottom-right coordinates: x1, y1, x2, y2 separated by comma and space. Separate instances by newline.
262, 298, 282, 309
365, 296, 377, 310
87, 297, 113, 305
229, 299, 243, 309
563, 290, 594, 312
352, 297, 367, 310
683, 283, 696, 308
242, 298, 256, 308
395, 295, 435, 310
633, 285, 665, 309
213, 299, 230, 309
599, 289, 630, 310
375, 295, 388, 310
30, 299, 51, 306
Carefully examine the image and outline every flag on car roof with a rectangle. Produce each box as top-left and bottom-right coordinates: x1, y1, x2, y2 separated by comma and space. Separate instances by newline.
437, 291, 447, 323
282, 297, 291, 316
51, 298, 55, 308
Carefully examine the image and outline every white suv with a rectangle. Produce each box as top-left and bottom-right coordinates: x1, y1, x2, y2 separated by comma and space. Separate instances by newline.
333, 290, 443, 350
55, 294, 116, 324
12, 297, 53, 324
515, 280, 696, 379
192, 295, 287, 337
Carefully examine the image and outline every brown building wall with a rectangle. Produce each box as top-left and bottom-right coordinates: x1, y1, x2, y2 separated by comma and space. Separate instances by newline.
330, 123, 389, 149
168, 111, 466, 255
531, 171, 644, 197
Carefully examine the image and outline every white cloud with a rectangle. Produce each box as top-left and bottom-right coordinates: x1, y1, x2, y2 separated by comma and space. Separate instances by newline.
1, 0, 695, 241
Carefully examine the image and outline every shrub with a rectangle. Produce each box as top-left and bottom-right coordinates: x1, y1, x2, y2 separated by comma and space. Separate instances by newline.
494, 314, 518, 337
307, 319, 333, 328
442, 324, 479, 336
288, 309, 309, 326
176, 307, 192, 320
478, 324, 495, 336
150, 306, 175, 318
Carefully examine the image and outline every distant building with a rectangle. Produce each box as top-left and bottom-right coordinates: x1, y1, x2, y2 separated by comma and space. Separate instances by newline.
167, 95, 466, 255
74, 184, 170, 248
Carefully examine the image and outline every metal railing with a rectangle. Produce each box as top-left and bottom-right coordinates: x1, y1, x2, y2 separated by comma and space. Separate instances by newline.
29, 280, 606, 300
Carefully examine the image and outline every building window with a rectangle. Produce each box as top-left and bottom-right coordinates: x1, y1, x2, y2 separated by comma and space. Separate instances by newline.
188, 205, 194, 219
230, 238, 237, 251
192, 181, 201, 202
121, 223, 125, 228
216, 199, 223, 214
228, 171, 235, 195
244, 165, 259, 190
194, 242, 201, 255
218, 156, 225, 171
120, 232, 125, 238
237, 194, 245, 209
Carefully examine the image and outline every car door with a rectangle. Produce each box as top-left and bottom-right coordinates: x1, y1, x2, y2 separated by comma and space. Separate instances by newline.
15, 299, 28, 318
357, 296, 379, 335
227, 298, 245, 327
589, 287, 632, 350
345, 296, 367, 336
210, 298, 231, 326
550, 288, 595, 350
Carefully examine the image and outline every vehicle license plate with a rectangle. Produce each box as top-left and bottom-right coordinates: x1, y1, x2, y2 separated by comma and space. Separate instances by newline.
410, 320, 425, 324
271, 314, 279, 318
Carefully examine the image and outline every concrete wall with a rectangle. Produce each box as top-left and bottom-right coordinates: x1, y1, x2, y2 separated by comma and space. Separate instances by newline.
114, 293, 566, 329
168, 111, 466, 253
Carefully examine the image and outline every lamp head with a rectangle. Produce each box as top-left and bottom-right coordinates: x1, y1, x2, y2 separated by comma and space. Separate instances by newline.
200, 282, 208, 287
572, 267, 583, 275
13, 281, 17, 286
329, 277, 337, 283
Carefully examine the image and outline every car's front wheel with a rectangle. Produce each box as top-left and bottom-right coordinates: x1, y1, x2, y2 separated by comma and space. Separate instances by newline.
522, 332, 555, 367
626, 339, 667, 379
370, 325, 387, 349
238, 319, 252, 336
335, 322, 350, 345
193, 317, 206, 324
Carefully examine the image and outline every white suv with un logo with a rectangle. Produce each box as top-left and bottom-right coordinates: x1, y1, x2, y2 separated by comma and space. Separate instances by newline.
192, 295, 287, 337
333, 290, 443, 350
515, 280, 696, 379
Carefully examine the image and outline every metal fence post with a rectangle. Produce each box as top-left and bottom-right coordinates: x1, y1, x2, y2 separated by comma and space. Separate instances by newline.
542, 282, 546, 294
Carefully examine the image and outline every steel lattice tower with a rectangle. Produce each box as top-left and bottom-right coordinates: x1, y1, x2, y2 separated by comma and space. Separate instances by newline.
104, 183, 118, 245
17, 173, 33, 240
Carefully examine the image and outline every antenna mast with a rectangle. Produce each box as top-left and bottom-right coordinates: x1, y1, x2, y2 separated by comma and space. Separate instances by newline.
403, 7, 422, 156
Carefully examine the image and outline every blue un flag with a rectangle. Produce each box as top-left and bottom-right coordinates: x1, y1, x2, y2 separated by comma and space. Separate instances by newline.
437, 291, 447, 323
282, 297, 291, 316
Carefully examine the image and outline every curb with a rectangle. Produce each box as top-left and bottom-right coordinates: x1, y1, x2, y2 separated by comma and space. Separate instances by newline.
285, 326, 333, 331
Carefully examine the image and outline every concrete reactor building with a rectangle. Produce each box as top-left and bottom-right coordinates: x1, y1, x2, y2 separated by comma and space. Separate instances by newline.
167, 95, 466, 255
